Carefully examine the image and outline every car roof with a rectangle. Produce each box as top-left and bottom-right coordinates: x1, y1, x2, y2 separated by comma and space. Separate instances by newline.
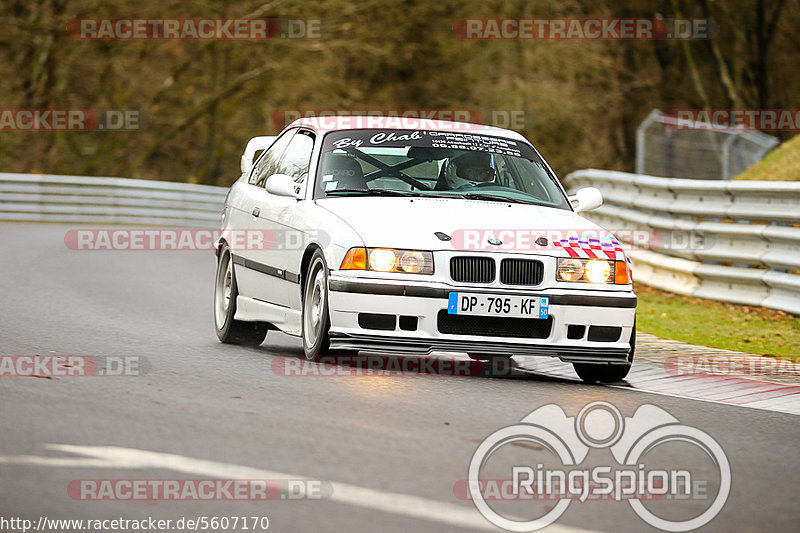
286, 116, 530, 143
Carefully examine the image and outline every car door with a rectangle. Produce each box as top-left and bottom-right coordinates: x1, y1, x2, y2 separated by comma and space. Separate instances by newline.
248, 129, 316, 310
230, 129, 295, 304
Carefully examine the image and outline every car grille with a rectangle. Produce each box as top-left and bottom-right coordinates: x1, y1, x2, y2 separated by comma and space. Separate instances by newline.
500, 258, 544, 286
437, 310, 552, 338
450, 257, 495, 283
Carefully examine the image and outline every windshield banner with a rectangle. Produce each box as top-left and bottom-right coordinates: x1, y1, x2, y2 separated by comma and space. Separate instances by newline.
322, 129, 538, 159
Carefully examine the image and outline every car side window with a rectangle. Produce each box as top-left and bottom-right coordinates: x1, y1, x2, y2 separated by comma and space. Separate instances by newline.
249, 130, 295, 187
275, 130, 315, 196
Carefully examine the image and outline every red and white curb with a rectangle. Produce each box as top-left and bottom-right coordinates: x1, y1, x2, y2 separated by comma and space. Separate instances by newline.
517, 332, 800, 416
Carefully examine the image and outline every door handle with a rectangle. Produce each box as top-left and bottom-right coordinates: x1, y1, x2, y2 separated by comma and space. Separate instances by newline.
252, 207, 261, 218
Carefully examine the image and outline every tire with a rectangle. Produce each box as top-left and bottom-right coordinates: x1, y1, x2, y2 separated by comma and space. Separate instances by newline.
468, 353, 512, 361
214, 247, 268, 346
573, 321, 636, 384
470, 354, 514, 377
302, 250, 333, 360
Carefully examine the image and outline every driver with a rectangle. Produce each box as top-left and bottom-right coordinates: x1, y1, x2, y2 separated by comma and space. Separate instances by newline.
443, 151, 496, 189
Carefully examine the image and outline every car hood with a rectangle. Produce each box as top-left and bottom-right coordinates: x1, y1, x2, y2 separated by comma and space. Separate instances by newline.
316, 197, 617, 255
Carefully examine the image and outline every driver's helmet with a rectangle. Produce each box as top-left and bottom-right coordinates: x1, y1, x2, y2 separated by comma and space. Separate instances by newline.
444, 151, 495, 189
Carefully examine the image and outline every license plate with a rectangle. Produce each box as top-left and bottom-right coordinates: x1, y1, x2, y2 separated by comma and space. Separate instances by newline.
448, 293, 549, 319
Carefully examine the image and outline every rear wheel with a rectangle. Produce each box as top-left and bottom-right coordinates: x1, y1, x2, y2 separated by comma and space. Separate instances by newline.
573, 322, 636, 383
214, 247, 268, 346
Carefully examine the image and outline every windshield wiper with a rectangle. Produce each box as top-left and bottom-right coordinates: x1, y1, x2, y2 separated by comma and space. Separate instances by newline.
325, 189, 536, 203
461, 192, 543, 205
325, 188, 418, 197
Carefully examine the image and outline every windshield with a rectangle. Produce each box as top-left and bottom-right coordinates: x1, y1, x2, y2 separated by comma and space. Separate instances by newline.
314, 129, 570, 209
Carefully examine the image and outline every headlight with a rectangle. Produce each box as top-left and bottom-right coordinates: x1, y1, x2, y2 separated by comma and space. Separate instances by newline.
557, 258, 629, 284
398, 250, 427, 273
340, 248, 434, 275
584, 259, 611, 283
368, 249, 397, 272
556, 258, 584, 282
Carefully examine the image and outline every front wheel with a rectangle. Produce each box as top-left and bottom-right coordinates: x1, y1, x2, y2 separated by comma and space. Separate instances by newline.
302, 250, 333, 360
573, 361, 631, 383
214, 247, 268, 346
573, 322, 636, 383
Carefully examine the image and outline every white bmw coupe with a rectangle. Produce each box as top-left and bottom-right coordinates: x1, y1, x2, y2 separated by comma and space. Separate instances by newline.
214, 117, 636, 382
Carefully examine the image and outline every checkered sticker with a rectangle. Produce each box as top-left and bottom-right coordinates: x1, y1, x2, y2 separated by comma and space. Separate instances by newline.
552, 236, 630, 263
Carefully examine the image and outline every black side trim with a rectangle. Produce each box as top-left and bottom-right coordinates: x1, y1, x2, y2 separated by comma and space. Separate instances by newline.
329, 279, 435, 297
549, 294, 637, 308
231, 254, 300, 284
328, 280, 637, 308
253, 297, 291, 309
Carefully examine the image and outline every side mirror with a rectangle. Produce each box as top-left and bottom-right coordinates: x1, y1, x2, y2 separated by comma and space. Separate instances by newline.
265, 174, 299, 198
569, 187, 603, 213
240, 136, 277, 174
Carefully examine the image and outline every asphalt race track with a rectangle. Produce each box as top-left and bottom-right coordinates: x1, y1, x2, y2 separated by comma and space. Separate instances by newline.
1, 223, 798, 532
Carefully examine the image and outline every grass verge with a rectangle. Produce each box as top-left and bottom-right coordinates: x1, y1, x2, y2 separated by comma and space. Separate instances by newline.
634, 283, 800, 362
734, 133, 799, 181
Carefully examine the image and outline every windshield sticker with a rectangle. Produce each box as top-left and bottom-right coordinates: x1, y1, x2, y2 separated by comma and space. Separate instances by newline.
323, 129, 536, 159
429, 131, 523, 156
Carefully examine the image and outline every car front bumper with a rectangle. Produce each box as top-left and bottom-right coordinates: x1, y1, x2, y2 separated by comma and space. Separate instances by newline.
327, 275, 636, 364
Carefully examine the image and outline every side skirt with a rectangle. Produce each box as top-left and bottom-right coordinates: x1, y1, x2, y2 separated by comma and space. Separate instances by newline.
234, 295, 302, 336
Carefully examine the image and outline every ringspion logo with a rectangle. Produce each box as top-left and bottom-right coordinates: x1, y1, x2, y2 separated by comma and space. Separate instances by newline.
466, 402, 730, 531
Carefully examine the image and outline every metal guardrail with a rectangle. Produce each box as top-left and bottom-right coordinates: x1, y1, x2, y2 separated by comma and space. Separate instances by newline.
564, 169, 800, 315
3, 171, 797, 314
0, 173, 227, 227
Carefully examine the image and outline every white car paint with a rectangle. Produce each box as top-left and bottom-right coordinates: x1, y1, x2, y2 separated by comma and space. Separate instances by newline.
315, 196, 616, 255
217, 117, 636, 370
